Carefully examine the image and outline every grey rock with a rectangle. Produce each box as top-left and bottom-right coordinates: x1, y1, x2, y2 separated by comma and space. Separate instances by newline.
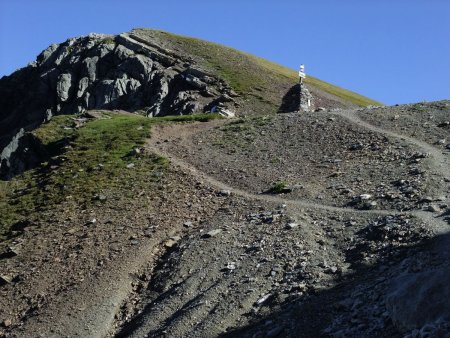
219, 190, 231, 196
426, 204, 441, 212
114, 44, 134, 61
56, 73, 73, 102
119, 54, 153, 81
0, 128, 25, 171
203, 229, 222, 238
94, 77, 141, 108
77, 77, 90, 98
0, 275, 15, 285
37, 43, 59, 66
93, 194, 107, 201
164, 238, 178, 248
82, 56, 99, 82
385, 266, 450, 331
97, 42, 115, 58
184, 74, 207, 89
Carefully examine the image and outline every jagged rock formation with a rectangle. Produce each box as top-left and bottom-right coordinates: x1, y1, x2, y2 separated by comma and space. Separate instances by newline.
0, 32, 239, 177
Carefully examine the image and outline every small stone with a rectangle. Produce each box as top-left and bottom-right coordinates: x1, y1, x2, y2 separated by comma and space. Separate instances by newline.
129, 148, 141, 156
126, 163, 135, 169
93, 194, 107, 201
427, 205, 441, 212
297, 283, 308, 291
286, 222, 298, 229
2, 319, 12, 327
329, 266, 339, 274
219, 190, 231, 196
0, 275, 13, 285
164, 239, 178, 248
203, 229, 222, 238
365, 201, 378, 209
225, 262, 236, 271
256, 293, 271, 305
360, 194, 372, 200
183, 221, 193, 228
349, 143, 364, 151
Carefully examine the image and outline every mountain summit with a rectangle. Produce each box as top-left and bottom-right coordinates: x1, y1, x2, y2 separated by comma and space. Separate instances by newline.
0, 29, 380, 178
0, 28, 449, 338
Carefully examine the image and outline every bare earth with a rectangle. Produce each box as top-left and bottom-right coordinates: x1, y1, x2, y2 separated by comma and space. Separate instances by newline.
1, 102, 449, 337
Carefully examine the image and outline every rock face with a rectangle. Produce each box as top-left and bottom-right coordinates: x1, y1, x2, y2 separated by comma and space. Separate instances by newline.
0, 32, 239, 178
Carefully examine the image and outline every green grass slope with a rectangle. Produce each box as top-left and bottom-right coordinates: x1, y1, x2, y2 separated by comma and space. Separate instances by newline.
0, 112, 221, 244
131, 29, 382, 110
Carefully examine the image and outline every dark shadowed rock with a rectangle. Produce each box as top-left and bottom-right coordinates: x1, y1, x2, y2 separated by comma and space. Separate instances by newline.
385, 266, 450, 331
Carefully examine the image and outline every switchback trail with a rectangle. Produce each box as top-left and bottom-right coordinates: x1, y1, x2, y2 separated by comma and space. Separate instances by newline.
331, 109, 450, 182
146, 110, 450, 233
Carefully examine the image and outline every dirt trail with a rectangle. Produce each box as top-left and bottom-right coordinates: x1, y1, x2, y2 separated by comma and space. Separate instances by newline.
126, 111, 450, 337
147, 112, 449, 227
7, 109, 449, 338
148, 138, 390, 215
331, 109, 450, 182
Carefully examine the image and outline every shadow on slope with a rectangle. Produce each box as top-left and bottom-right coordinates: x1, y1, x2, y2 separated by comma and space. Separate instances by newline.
278, 84, 300, 114
219, 225, 450, 337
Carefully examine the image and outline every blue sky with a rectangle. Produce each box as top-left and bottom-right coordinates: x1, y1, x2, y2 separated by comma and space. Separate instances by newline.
0, 0, 448, 105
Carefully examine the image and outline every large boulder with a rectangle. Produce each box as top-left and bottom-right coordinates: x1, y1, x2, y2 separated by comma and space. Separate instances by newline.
385, 266, 450, 331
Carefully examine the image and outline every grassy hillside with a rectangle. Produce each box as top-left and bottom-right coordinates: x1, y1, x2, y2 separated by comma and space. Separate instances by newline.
0, 112, 221, 244
132, 29, 382, 108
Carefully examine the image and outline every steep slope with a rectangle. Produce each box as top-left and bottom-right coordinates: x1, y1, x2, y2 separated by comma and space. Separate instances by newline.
0, 101, 448, 338
0, 28, 380, 179
8, 29, 450, 338
130, 29, 381, 112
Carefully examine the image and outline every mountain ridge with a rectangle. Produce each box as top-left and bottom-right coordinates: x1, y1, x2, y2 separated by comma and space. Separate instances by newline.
1, 28, 449, 338
0, 28, 380, 179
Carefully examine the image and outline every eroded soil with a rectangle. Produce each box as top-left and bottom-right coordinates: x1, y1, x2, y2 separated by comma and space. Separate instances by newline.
1, 102, 449, 338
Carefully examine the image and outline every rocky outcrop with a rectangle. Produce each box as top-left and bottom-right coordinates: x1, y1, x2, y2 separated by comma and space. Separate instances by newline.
0, 32, 239, 178
0, 131, 48, 180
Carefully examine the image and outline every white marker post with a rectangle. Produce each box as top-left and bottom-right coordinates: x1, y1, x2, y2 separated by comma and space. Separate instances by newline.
299, 64, 306, 84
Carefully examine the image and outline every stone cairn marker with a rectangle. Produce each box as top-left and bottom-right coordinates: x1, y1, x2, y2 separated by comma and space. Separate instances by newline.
298, 64, 313, 112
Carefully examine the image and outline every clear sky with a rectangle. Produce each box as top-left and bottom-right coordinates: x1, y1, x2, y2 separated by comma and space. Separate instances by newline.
0, 0, 449, 105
